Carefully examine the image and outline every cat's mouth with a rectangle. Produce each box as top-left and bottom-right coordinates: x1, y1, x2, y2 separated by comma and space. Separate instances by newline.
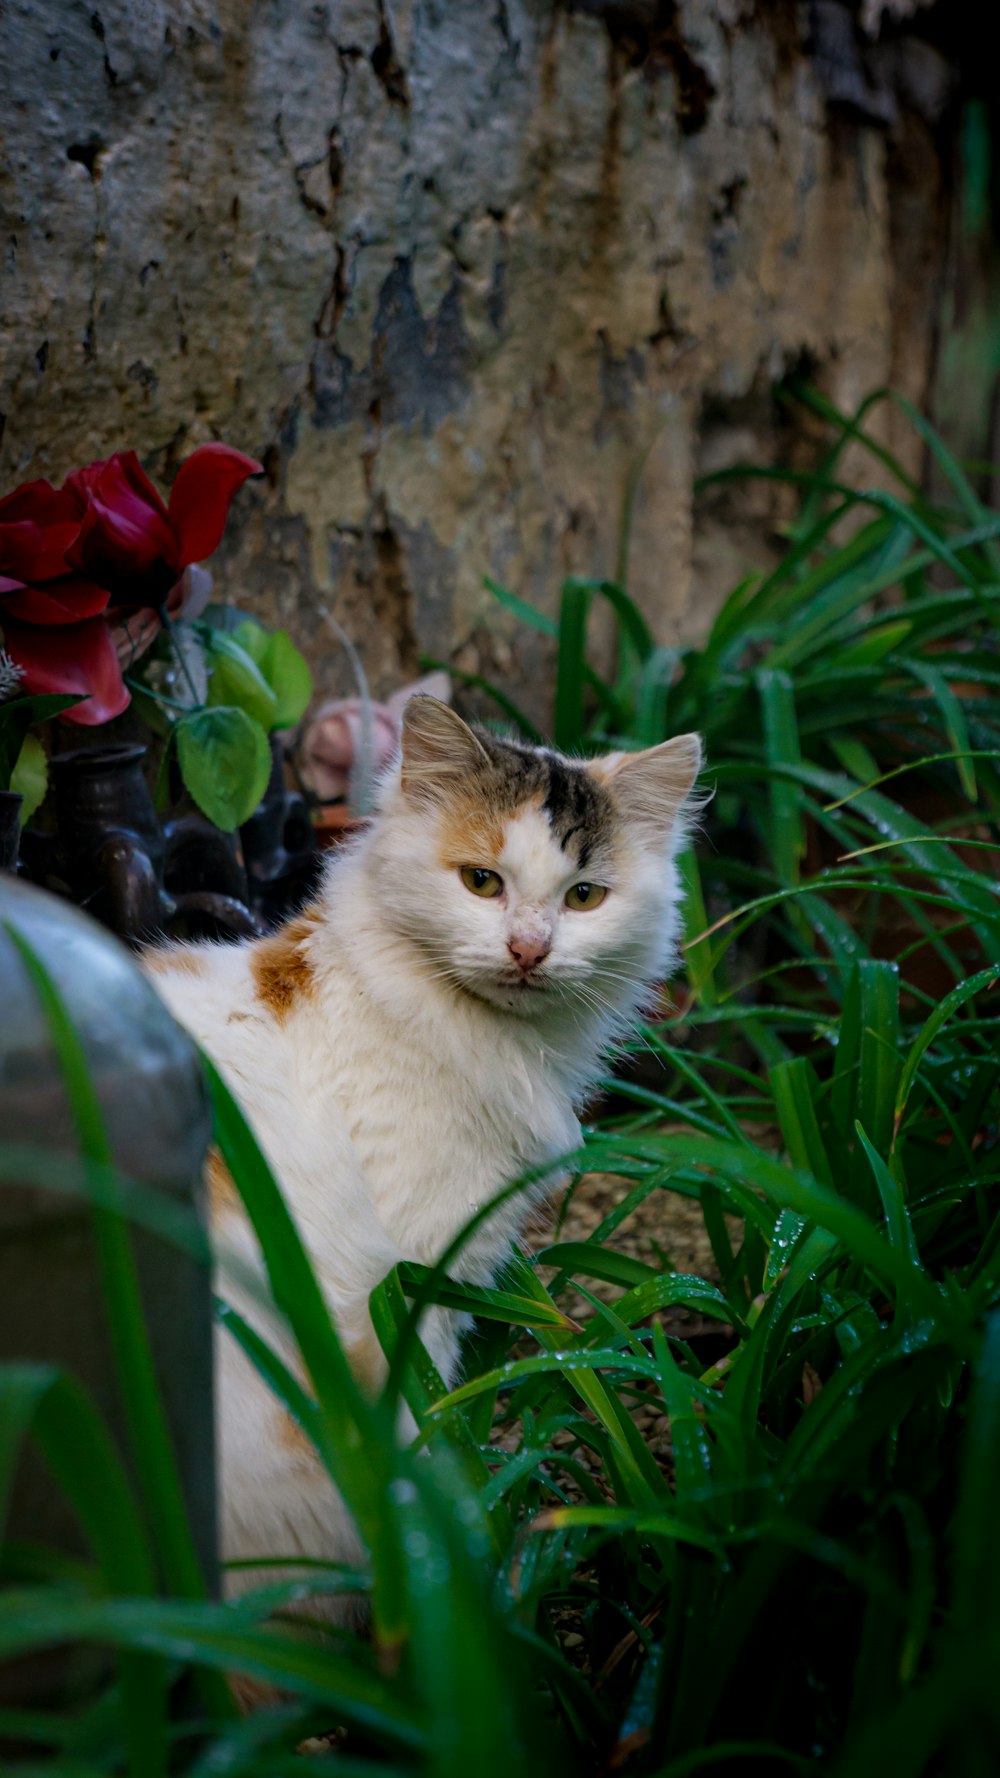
462, 967, 553, 1011
505, 969, 549, 991
499, 970, 556, 1007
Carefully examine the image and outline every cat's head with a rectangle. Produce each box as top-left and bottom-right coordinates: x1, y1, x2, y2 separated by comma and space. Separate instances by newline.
368, 698, 703, 1022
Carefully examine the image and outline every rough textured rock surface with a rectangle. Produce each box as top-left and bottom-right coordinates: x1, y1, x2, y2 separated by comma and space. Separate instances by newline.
0, 0, 957, 721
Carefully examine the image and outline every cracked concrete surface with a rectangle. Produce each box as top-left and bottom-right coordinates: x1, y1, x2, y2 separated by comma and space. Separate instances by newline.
0, 1, 954, 720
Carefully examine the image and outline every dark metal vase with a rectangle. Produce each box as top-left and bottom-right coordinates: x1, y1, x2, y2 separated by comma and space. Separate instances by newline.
49, 742, 168, 938
32, 743, 261, 947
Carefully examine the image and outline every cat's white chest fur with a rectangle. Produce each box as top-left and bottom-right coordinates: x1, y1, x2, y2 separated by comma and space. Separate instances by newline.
322, 974, 578, 1268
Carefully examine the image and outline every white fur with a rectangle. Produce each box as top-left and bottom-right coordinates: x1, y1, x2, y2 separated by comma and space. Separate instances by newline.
144, 725, 701, 1591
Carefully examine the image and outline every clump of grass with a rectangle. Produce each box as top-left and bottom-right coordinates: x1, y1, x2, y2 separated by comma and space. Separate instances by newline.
1, 391, 999, 1775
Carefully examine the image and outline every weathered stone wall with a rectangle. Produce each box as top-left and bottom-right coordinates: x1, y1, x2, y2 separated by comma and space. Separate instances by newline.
0, 0, 956, 721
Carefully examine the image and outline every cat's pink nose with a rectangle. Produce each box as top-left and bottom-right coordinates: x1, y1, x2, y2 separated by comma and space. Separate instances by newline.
508, 934, 550, 973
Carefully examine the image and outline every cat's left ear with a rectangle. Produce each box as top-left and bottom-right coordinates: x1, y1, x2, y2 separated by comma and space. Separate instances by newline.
594, 734, 703, 838
399, 696, 490, 804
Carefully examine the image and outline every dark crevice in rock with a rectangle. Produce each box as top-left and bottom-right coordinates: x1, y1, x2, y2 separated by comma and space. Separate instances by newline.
328, 127, 344, 195
66, 141, 102, 177
315, 243, 349, 340
713, 175, 747, 223
371, 3, 410, 107
261, 442, 281, 490
710, 175, 747, 290
127, 358, 158, 397
494, 0, 520, 61
310, 242, 352, 420
371, 500, 420, 668
275, 112, 336, 222
360, 445, 379, 497
296, 171, 329, 218
647, 285, 691, 350
564, 0, 716, 134
487, 257, 507, 331
312, 255, 473, 435
35, 341, 48, 374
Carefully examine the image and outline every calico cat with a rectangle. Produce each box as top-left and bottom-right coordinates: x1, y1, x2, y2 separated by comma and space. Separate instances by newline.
144, 697, 702, 1587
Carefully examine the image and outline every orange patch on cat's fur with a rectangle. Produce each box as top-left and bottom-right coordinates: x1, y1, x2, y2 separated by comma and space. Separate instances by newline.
437, 801, 506, 869
206, 1144, 239, 1215
251, 907, 321, 1022
277, 1407, 317, 1461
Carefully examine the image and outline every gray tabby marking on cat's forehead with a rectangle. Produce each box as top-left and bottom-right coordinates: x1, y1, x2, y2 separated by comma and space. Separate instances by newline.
470, 729, 615, 868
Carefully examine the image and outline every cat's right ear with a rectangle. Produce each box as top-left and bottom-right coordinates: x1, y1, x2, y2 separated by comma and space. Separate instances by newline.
400, 697, 489, 804
595, 733, 704, 840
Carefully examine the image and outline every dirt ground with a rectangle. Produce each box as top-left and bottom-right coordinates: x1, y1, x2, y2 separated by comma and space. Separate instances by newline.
532, 1170, 722, 1281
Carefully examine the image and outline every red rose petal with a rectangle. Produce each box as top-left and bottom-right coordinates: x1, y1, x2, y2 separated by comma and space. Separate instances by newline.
167, 443, 263, 567
66, 450, 170, 521
1, 613, 130, 725
67, 451, 178, 599
0, 477, 87, 581
0, 574, 111, 626
114, 449, 172, 522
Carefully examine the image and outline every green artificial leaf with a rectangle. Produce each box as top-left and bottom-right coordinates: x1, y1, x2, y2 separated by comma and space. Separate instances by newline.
176, 706, 271, 831
9, 733, 48, 823
233, 620, 313, 729
204, 630, 278, 732
0, 693, 80, 790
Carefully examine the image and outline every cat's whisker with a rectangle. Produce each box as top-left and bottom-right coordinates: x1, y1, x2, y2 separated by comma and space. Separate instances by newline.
554, 977, 664, 1069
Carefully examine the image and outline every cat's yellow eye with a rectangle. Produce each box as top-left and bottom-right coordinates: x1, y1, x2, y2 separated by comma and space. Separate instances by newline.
460, 866, 504, 899
564, 882, 607, 912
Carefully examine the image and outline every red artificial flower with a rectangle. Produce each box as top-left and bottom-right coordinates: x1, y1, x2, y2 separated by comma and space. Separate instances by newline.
0, 444, 261, 724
